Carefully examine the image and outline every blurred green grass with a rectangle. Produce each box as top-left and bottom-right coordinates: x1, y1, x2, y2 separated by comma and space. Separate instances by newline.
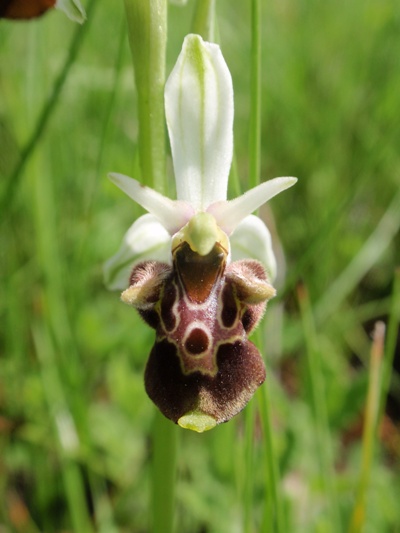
1, 0, 400, 532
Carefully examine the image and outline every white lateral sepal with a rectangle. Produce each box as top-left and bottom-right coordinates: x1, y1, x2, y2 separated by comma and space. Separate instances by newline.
207, 176, 297, 235
109, 173, 194, 235
230, 215, 277, 281
103, 214, 171, 291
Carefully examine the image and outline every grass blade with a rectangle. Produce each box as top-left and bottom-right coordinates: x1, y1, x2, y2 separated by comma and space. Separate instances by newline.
348, 322, 386, 533
0, 0, 97, 218
298, 283, 342, 532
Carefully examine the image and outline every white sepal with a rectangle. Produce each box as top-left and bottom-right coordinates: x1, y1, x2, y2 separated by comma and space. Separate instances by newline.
230, 215, 277, 281
109, 173, 194, 235
103, 214, 171, 291
165, 34, 233, 210
207, 176, 297, 235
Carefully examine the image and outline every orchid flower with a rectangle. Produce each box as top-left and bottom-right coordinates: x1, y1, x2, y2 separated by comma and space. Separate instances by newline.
104, 34, 296, 432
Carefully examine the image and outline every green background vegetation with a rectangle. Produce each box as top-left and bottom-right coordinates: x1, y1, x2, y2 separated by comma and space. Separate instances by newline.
1, 0, 400, 531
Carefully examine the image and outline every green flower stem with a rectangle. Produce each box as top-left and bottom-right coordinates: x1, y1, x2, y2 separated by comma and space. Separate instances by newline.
123, 0, 167, 193
123, 3, 175, 532
191, 0, 216, 42
348, 322, 386, 533
257, 369, 286, 533
243, 399, 256, 533
248, 0, 261, 190
246, 3, 283, 529
151, 410, 178, 533
297, 284, 341, 533
379, 268, 400, 420
246, 2, 280, 530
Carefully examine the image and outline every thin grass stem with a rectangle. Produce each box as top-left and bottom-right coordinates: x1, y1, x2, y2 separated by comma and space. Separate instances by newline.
191, 0, 216, 42
243, 398, 256, 533
151, 411, 178, 533
0, 0, 97, 218
31, 149, 93, 530
244, 5, 263, 526
123, 0, 167, 193
87, 15, 127, 214
33, 323, 92, 533
24, 23, 94, 528
297, 284, 342, 532
379, 268, 400, 421
348, 322, 386, 533
248, 2, 286, 530
257, 376, 286, 533
229, 154, 242, 198
315, 189, 400, 324
248, 0, 261, 191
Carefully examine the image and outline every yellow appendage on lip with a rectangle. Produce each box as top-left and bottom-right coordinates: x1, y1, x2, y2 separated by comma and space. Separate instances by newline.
178, 409, 217, 432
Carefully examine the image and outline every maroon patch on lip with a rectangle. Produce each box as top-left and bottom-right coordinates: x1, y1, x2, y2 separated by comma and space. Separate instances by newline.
144, 337, 266, 424
161, 282, 177, 332
139, 309, 160, 329
185, 328, 209, 355
220, 282, 238, 328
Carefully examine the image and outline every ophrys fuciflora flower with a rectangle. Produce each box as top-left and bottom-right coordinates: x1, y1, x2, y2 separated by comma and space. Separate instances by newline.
104, 34, 296, 432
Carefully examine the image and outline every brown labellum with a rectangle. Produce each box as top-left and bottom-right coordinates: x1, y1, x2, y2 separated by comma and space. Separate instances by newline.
121, 242, 276, 427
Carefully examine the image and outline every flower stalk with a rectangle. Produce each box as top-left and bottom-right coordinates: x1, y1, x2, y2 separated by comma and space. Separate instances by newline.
248, 0, 261, 190
298, 283, 341, 532
151, 410, 177, 533
123, 0, 167, 193
191, 0, 216, 42
348, 322, 386, 533
122, 4, 173, 533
